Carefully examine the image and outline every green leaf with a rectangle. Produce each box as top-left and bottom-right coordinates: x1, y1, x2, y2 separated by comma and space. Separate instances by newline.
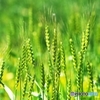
31, 91, 40, 97
0, 82, 15, 100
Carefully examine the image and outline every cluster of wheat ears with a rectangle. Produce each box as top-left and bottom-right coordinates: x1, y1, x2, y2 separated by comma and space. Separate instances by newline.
0, 15, 100, 100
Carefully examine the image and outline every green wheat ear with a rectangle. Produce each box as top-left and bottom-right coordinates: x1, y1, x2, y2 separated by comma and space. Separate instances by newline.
76, 20, 90, 92
52, 28, 57, 67
87, 62, 93, 91
46, 75, 50, 100
45, 25, 50, 53
48, 57, 53, 80
51, 48, 61, 100
0, 61, 5, 83
67, 79, 71, 100
26, 39, 35, 68
69, 38, 77, 71
51, 84, 56, 100
51, 73, 59, 100
55, 48, 61, 100
85, 21, 90, 50
81, 31, 85, 52
28, 75, 34, 100
15, 43, 27, 97
56, 48, 61, 77
22, 74, 28, 99
60, 42, 66, 75
15, 58, 22, 90
81, 21, 90, 53
41, 63, 45, 99
51, 27, 57, 80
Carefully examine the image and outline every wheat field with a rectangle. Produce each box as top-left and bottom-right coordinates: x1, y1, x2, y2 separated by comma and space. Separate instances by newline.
0, 0, 100, 100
